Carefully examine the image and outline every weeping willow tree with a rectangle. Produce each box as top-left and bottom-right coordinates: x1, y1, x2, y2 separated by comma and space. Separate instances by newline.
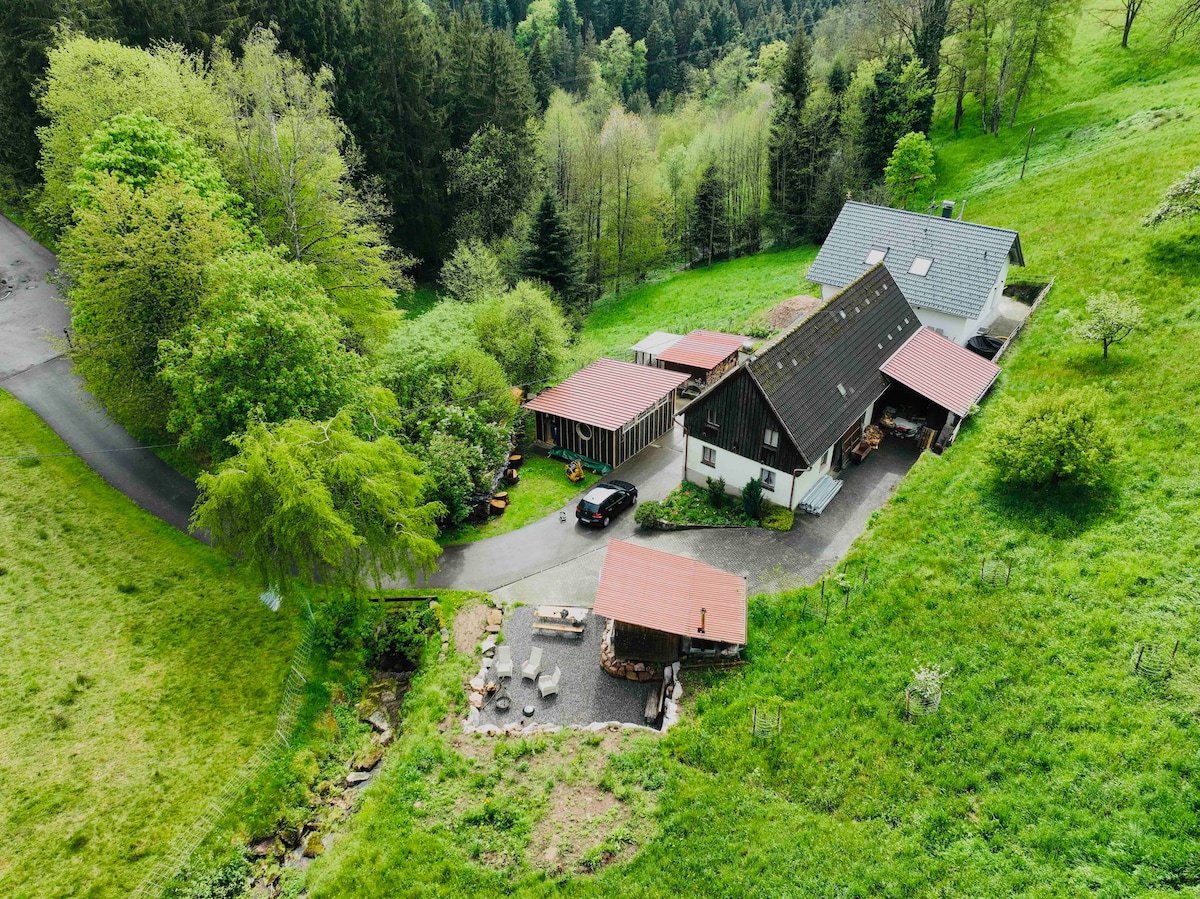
192, 398, 444, 594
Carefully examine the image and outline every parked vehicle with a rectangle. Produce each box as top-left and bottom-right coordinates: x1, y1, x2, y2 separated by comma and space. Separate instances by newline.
575, 480, 638, 527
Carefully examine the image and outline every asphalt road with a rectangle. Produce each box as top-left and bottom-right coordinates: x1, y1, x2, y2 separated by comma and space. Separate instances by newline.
0, 214, 202, 538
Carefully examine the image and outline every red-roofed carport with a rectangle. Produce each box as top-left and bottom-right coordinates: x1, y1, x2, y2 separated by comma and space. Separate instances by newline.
881, 326, 1001, 418
594, 540, 747, 664
525, 359, 688, 468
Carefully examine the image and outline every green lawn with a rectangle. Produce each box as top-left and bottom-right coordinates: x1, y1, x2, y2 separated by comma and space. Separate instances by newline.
300, 5, 1200, 896
0, 392, 299, 899
439, 453, 600, 545
578, 245, 820, 359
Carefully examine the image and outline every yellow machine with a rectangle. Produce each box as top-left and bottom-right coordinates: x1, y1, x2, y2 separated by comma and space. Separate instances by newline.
566, 459, 585, 482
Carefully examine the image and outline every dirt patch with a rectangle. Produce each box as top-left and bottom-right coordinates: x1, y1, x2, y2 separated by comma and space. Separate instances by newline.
526, 781, 625, 874
764, 294, 823, 331
453, 599, 492, 655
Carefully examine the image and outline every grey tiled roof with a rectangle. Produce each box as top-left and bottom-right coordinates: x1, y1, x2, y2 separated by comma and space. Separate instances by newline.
806, 201, 1024, 319
748, 265, 918, 466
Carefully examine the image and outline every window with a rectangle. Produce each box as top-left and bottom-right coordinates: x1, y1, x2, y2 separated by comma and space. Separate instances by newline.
864, 248, 888, 265
702, 446, 716, 467
705, 407, 719, 431
909, 256, 933, 276
761, 468, 776, 491
763, 428, 779, 449
576, 423, 592, 441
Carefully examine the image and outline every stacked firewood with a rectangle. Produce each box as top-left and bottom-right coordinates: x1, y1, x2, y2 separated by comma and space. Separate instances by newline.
863, 424, 884, 448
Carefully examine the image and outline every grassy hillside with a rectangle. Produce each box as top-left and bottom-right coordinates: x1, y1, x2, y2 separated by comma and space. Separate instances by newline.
578, 244, 820, 359
303, 6, 1200, 897
0, 392, 299, 899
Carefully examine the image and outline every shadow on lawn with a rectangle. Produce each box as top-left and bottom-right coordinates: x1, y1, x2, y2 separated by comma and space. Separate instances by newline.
1145, 222, 1200, 284
985, 478, 1120, 539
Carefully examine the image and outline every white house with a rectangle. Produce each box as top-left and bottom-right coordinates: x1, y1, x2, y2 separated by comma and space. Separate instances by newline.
681, 266, 1002, 511
807, 201, 1024, 346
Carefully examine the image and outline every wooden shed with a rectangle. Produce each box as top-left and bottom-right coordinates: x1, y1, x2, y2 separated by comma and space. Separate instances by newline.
594, 540, 748, 664
655, 329, 746, 385
525, 359, 688, 468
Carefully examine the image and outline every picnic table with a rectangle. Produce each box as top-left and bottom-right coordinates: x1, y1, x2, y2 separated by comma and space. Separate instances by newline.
533, 605, 586, 636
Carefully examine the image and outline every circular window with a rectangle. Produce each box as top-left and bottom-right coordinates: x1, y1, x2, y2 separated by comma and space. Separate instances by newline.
576, 423, 593, 441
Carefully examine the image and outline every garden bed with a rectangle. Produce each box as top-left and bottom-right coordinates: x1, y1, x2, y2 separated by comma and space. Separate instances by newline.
636, 481, 756, 529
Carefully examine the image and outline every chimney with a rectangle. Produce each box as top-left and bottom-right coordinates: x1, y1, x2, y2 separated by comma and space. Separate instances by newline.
941, 200, 955, 219
698, 607, 707, 634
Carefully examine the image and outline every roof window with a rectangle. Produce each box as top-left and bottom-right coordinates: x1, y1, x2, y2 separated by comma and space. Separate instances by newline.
909, 256, 933, 276
864, 248, 888, 265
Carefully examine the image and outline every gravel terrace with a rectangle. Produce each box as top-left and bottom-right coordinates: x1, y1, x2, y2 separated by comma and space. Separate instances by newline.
476, 606, 652, 730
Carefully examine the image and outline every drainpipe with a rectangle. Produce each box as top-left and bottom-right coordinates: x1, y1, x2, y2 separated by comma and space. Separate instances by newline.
682, 425, 690, 482
787, 467, 808, 510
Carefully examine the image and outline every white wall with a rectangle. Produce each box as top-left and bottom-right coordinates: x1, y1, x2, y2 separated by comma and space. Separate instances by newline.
820, 283, 839, 302
686, 436, 845, 510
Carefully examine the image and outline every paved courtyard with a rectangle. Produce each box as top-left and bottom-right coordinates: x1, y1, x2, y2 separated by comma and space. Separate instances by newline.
399, 426, 920, 606
475, 607, 651, 729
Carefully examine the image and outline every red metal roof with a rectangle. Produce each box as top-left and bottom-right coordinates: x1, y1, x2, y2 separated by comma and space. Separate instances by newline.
880, 326, 1001, 418
524, 359, 688, 431
656, 329, 745, 370
593, 540, 748, 645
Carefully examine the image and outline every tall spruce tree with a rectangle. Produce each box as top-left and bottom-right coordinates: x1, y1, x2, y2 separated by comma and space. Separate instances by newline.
691, 163, 728, 267
519, 191, 586, 308
529, 37, 555, 109
767, 29, 812, 242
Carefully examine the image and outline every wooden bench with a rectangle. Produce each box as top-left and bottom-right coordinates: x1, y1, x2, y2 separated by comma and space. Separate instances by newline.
532, 621, 584, 635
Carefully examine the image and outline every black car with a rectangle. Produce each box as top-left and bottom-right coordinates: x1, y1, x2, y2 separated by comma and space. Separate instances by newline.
575, 480, 638, 527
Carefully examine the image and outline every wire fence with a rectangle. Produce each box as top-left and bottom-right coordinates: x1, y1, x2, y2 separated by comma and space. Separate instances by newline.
132, 606, 316, 899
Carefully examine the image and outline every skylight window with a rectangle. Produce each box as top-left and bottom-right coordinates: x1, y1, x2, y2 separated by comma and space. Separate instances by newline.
864, 248, 888, 265
909, 256, 933, 276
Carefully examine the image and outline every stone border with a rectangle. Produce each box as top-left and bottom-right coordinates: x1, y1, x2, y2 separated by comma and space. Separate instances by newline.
638, 518, 751, 532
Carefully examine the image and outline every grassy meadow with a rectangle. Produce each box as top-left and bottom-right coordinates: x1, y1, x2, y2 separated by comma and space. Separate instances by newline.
0, 392, 299, 899
578, 244, 821, 359
301, 5, 1200, 897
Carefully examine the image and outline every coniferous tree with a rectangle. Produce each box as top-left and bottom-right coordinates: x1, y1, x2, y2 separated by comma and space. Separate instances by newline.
644, 18, 676, 104
691, 163, 728, 266
767, 29, 812, 242
529, 37, 555, 108
520, 191, 587, 308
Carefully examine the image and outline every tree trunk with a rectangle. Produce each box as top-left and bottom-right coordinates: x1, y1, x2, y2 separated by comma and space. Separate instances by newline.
954, 66, 968, 131
1009, 30, 1039, 127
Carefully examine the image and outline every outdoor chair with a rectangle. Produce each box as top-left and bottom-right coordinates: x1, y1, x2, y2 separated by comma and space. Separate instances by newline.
494, 645, 513, 679
522, 647, 543, 681
538, 666, 561, 698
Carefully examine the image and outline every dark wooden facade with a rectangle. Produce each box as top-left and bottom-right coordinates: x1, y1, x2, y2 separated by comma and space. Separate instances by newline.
682, 368, 806, 471
614, 621, 681, 663
535, 393, 676, 468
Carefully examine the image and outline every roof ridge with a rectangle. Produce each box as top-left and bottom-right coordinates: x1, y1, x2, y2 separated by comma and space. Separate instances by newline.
843, 200, 1019, 239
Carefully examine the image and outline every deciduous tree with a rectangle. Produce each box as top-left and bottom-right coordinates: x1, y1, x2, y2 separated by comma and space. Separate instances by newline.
192, 407, 442, 592
1073, 291, 1143, 360
160, 250, 365, 460
475, 281, 569, 387
212, 26, 407, 348
885, 131, 935, 210
987, 389, 1117, 489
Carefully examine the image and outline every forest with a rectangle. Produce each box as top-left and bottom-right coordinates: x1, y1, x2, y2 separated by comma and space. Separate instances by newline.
0, 0, 1126, 569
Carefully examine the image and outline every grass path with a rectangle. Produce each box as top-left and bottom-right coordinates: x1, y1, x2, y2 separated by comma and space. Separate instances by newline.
0, 392, 298, 899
